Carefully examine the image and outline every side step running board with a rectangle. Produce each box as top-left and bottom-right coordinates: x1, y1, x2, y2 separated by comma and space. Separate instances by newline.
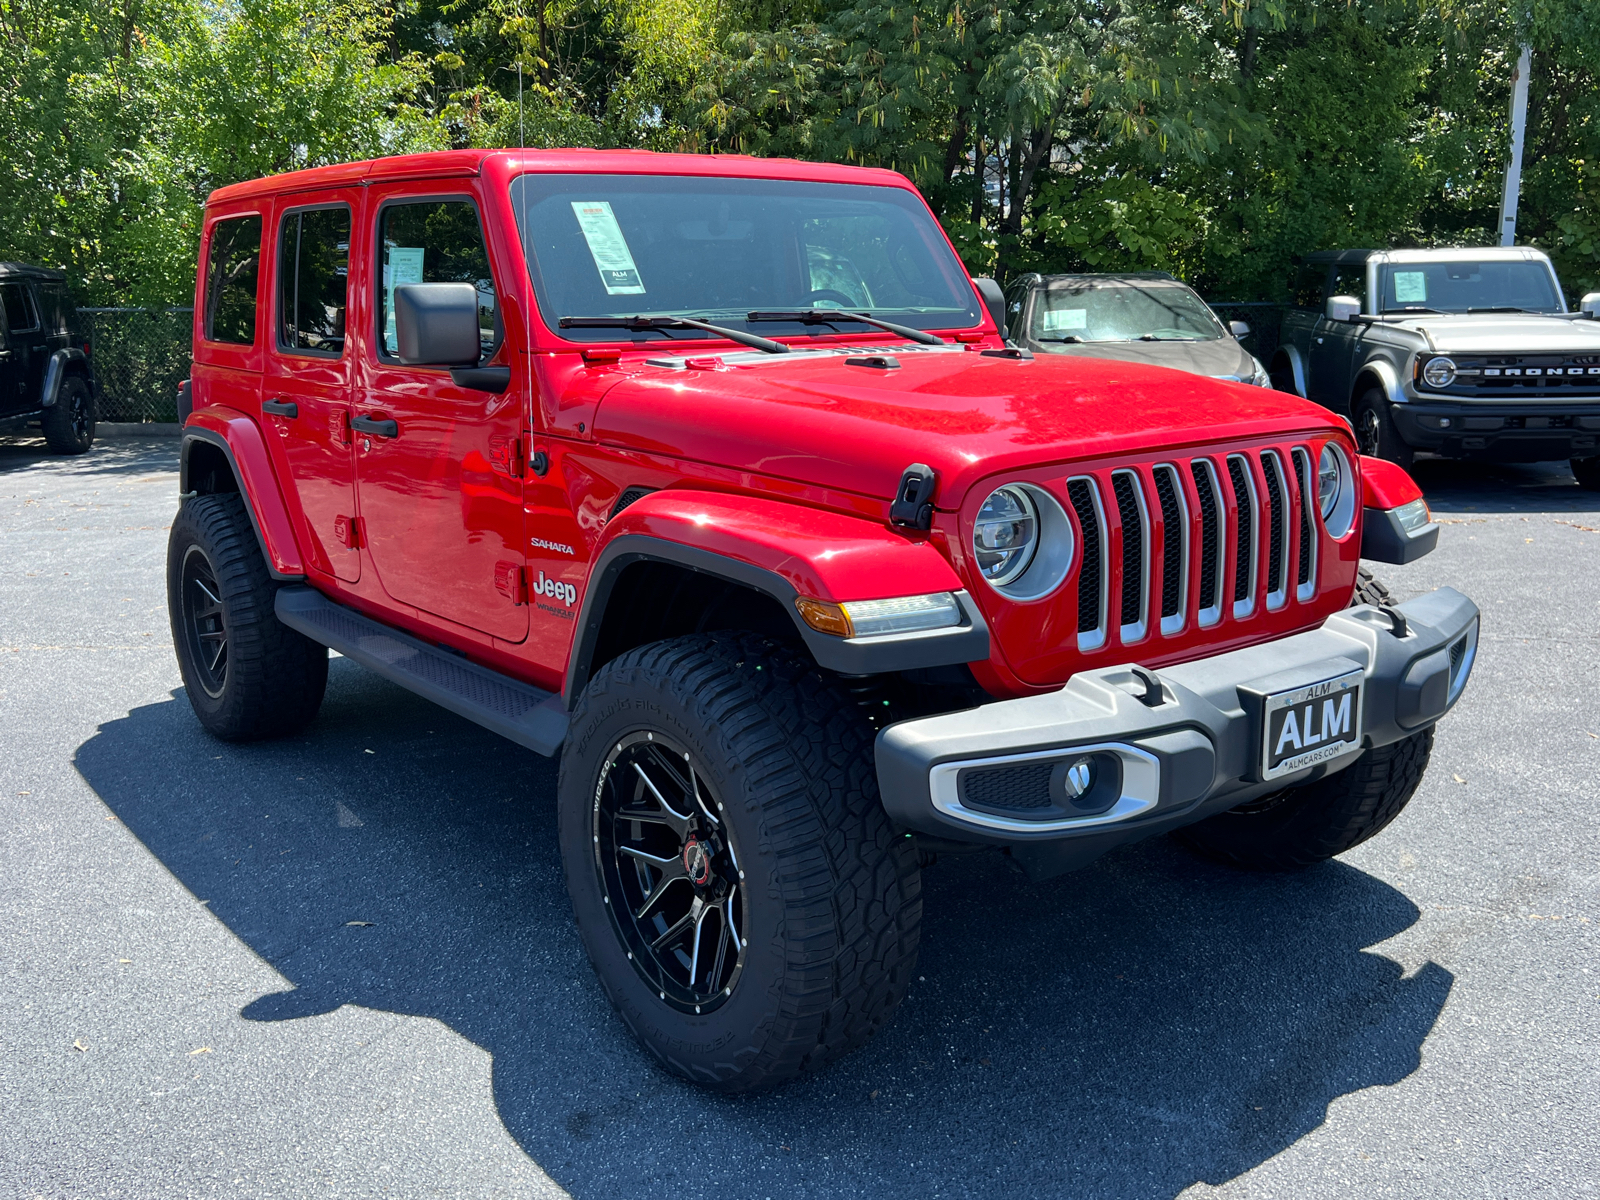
275, 586, 568, 756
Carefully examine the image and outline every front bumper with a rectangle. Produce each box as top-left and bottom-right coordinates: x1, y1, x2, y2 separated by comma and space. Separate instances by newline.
875, 587, 1479, 876
1392, 400, 1600, 461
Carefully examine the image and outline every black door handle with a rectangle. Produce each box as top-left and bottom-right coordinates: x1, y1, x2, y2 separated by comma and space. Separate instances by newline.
352, 415, 399, 438
262, 398, 298, 418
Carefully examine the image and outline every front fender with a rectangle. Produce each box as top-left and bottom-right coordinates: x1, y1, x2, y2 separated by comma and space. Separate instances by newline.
1274, 344, 1308, 397
565, 490, 990, 700
182, 407, 304, 580
1354, 357, 1406, 408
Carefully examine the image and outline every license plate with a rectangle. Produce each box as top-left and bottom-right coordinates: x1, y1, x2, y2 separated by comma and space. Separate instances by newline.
1262, 669, 1364, 780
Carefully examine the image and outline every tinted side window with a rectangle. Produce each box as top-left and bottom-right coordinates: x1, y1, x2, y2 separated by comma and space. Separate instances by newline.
205, 215, 263, 345
1330, 263, 1367, 309
2, 284, 39, 333
377, 200, 496, 360
278, 206, 351, 355
1291, 263, 1329, 310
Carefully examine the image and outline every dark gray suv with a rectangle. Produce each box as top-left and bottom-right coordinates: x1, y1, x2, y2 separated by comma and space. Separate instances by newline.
0, 263, 98, 454
1269, 247, 1600, 483
1005, 272, 1270, 386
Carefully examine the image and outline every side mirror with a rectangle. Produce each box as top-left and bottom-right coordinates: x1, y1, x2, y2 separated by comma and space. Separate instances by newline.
1229, 319, 1251, 339
971, 277, 1009, 338
394, 283, 481, 366
1325, 295, 1361, 323
1581, 292, 1600, 319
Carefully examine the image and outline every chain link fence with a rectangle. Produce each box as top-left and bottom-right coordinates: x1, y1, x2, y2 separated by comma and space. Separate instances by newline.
78, 307, 194, 423
1206, 301, 1286, 366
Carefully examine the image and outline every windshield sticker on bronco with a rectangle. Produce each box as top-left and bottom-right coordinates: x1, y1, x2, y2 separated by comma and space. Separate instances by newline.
1042, 308, 1088, 332
571, 202, 645, 295
1393, 271, 1427, 303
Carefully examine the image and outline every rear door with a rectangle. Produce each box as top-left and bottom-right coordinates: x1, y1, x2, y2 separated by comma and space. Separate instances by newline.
194, 210, 267, 429
0, 282, 41, 413
264, 194, 361, 582
352, 187, 528, 643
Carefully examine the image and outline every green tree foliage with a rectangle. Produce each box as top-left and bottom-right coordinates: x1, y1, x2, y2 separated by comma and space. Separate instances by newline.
1, 0, 1594, 306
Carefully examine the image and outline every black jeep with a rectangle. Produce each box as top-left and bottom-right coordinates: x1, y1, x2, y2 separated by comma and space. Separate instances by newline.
0, 264, 98, 454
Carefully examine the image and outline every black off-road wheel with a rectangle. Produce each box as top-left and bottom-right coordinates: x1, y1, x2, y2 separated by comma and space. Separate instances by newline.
41, 376, 96, 455
1571, 456, 1600, 491
1354, 387, 1414, 469
557, 632, 922, 1092
167, 493, 328, 740
1178, 565, 1430, 870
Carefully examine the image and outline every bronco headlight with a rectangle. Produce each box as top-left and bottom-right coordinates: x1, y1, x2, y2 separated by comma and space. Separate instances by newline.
973, 485, 1040, 586
1421, 356, 1457, 389
1317, 444, 1356, 538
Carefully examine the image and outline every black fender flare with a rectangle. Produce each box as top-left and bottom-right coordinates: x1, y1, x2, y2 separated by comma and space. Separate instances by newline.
563, 534, 991, 707
40, 348, 90, 408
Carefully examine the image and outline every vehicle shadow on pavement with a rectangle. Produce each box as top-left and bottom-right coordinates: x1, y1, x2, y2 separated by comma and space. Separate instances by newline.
1411, 458, 1598, 514
76, 661, 1452, 1200
0, 436, 178, 477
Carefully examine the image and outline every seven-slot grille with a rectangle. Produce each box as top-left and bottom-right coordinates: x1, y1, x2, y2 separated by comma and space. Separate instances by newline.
1065, 446, 1324, 649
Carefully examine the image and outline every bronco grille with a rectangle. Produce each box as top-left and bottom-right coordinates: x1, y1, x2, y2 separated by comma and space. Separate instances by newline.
1063, 443, 1326, 647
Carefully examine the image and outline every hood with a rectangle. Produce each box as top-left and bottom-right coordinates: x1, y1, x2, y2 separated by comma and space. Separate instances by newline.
1394, 313, 1600, 354
1020, 335, 1256, 380
591, 344, 1346, 505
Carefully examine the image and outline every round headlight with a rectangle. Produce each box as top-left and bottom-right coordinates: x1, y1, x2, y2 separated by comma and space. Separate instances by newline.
973, 485, 1039, 586
1317, 445, 1342, 520
1317, 444, 1357, 538
1422, 356, 1457, 389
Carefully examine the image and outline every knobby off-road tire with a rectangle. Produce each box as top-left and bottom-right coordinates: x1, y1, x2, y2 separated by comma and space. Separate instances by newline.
1354, 387, 1414, 470
1178, 565, 1431, 871
167, 493, 328, 740
41, 376, 95, 455
557, 632, 922, 1093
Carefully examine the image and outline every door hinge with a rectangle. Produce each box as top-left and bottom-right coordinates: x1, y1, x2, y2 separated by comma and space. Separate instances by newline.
335, 515, 363, 550
495, 561, 529, 604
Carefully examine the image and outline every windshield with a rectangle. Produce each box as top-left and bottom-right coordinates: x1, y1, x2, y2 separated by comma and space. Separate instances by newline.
509, 173, 981, 342
1027, 279, 1224, 343
1377, 260, 1563, 314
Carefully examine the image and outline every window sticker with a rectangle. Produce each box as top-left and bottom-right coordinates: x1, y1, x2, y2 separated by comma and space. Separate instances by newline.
383, 247, 425, 351
571, 201, 646, 295
1043, 307, 1088, 332
1393, 271, 1428, 304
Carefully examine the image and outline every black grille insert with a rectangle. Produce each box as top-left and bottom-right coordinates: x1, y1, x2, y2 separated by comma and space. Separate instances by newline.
1112, 472, 1144, 628
1227, 456, 1254, 604
1293, 449, 1314, 587
1192, 462, 1220, 612
1068, 478, 1102, 635
958, 763, 1055, 812
1261, 453, 1285, 596
1153, 466, 1183, 619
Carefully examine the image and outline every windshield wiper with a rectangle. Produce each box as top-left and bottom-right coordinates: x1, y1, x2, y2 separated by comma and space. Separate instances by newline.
1038, 335, 1084, 344
1139, 333, 1204, 341
1466, 306, 1545, 314
558, 315, 790, 354
746, 308, 945, 345
1380, 307, 1446, 315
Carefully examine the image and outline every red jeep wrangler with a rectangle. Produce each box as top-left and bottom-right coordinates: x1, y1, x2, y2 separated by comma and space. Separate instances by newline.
168, 150, 1478, 1092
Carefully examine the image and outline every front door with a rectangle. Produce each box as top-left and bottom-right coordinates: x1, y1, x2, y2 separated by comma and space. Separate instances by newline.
264, 195, 361, 582
1307, 262, 1367, 412
353, 189, 528, 643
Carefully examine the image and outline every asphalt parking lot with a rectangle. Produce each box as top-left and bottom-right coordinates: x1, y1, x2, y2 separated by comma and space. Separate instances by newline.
2, 436, 1597, 1200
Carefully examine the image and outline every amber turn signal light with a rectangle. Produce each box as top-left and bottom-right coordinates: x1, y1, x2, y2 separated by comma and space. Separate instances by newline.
795, 597, 853, 637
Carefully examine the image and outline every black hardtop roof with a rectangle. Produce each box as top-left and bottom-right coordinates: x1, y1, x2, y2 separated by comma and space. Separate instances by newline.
0, 262, 68, 283
1304, 250, 1378, 264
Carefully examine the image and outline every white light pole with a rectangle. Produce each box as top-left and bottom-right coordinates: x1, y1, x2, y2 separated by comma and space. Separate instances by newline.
1498, 44, 1532, 247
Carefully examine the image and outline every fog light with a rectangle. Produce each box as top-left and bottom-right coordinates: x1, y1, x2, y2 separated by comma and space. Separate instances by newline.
1060, 758, 1094, 799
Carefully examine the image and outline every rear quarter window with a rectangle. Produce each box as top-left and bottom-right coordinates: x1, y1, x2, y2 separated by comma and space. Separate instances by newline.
204, 215, 264, 345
